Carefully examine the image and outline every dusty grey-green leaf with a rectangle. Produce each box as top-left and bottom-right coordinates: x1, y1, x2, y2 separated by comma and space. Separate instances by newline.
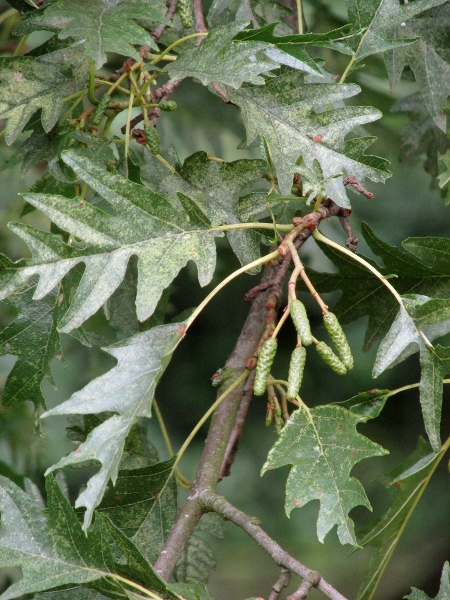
167, 22, 276, 88
228, 71, 389, 200
42, 322, 184, 531
0, 57, 73, 145
0, 150, 221, 332
38, 0, 167, 67
262, 405, 388, 546
346, 0, 447, 63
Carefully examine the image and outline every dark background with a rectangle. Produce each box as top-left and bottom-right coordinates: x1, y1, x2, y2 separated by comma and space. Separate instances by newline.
0, 1, 448, 599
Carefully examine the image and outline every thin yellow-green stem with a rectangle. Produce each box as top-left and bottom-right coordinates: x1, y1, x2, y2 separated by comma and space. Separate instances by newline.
154, 152, 177, 175
272, 304, 291, 339
150, 32, 208, 66
133, 72, 159, 105
13, 34, 28, 56
96, 79, 131, 96
88, 60, 98, 104
153, 398, 191, 488
185, 250, 280, 333
124, 86, 135, 179
146, 52, 177, 62
172, 370, 249, 472
215, 222, 293, 233
60, 91, 87, 123
104, 573, 164, 600
313, 228, 404, 307
107, 60, 141, 97
296, 0, 304, 35
153, 398, 175, 457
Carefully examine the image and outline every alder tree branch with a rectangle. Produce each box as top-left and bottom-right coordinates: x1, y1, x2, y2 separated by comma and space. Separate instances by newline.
154, 261, 279, 580
201, 492, 349, 600
193, 0, 207, 38
154, 203, 355, 600
218, 369, 256, 479
269, 567, 291, 600
288, 571, 322, 600
151, 0, 178, 44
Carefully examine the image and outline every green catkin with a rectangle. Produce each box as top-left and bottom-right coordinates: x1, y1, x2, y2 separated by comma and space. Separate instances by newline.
315, 341, 347, 375
144, 125, 160, 155
290, 299, 313, 346
158, 100, 177, 111
253, 338, 278, 396
287, 346, 307, 400
178, 0, 193, 28
92, 94, 110, 125
323, 312, 354, 370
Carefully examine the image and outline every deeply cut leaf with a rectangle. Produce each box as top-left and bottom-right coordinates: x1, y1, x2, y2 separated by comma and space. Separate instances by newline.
0, 475, 182, 600
234, 23, 354, 75
177, 151, 267, 268
346, 0, 447, 64
357, 439, 445, 600
0, 57, 73, 145
385, 14, 450, 131
28, 0, 167, 67
97, 459, 178, 564
42, 322, 184, 531
0, 278, 87, 410
167, 22, 277, 88
228, 71, 389, 201
0, 475, 113, 600
0, 150, 221, 332
262, 405, 388, 546
405, 562, 450, 600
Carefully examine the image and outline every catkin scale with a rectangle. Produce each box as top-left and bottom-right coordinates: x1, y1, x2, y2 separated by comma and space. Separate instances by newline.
92, 94, 110, 125
323, 312, 354, 370
253, 338, 278, 396
144, 125, 160, 155
178, 0, 193, 28
287, 346, 307, 400
315, 341, 347, 375
290, 300, 313, 346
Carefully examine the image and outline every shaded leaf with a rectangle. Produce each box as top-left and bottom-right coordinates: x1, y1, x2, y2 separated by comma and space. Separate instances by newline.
418, 344, 450, 452
98, 513, 183, 599
262, 405, 388, 545
334, 388, 391, 420
385, 16, 450, 131
0, 278, 88, 410
228, 71, 389, 201
167, 22, 276, 88
346, 0, 447, 63
178, 151, 267, 268
175, 514, 224, 585
391, 93, 450, 185
169, 581, 214, 600
357, 439, 444, 600
97, 459, 178, 564
234, 23, 354, 75
42, 322, 184, 531
0, 151, 221, 332
405, 562, 450, 600
0, 57, 73, 145
373, 295, 450, 451
20, 0, 167, 68
0, 475, 112, 600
